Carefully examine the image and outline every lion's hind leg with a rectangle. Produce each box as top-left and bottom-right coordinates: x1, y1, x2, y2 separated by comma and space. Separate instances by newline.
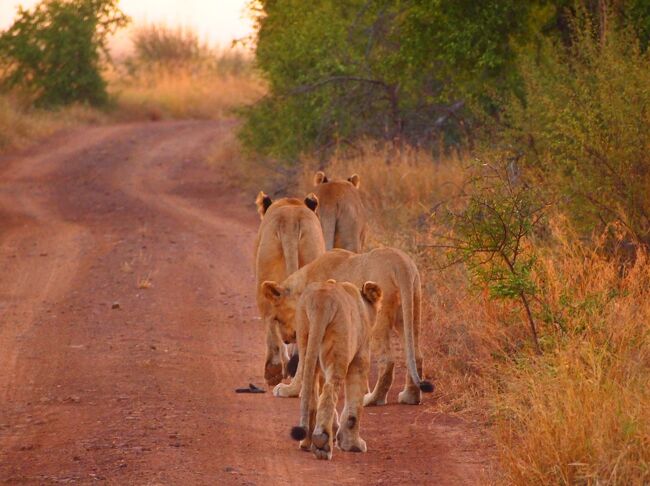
312, 376, 341, 460
363, 308, 394, 406
299, 369, 320, 451
337, 354, 368, 453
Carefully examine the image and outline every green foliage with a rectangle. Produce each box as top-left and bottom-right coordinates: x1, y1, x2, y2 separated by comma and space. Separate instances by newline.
243, 0, 650, 163
242, 0, 552, 160
0, 0, 129, 107
438, 161, 548, 352
505, 12, 650, 244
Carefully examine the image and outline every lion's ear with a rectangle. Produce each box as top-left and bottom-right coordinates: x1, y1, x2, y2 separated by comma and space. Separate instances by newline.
314, 171, 328, 185
262, 281, 287, 303
255, 191, 273, 219
326, 279, 337, 284
362, 281, 382, 305
304, 193, 319, 212
348, 174, 360, 188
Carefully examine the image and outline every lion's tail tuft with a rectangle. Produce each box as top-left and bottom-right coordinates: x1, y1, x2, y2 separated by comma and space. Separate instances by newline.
290, 426, 307, 441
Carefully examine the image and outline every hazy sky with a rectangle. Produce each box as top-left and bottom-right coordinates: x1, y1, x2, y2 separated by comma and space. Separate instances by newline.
0, 0, 255, 48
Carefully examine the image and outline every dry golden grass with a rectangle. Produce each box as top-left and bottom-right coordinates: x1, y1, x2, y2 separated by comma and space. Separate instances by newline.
288, 144, 650, 485
1, 65, 263, 154
0, 94, 107, 153
109, 66, 266, 121
495, 229, 650, 485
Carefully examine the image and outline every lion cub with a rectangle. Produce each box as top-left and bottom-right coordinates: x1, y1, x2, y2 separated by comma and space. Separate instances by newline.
263, 278, 382, 460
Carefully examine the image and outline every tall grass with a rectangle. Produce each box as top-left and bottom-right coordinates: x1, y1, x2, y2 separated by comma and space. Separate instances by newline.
109, 66, 265, 121
497, 234, 650, 485
289, 145, 650, 485
0, 94, 106, 153
110, 24, 265, 121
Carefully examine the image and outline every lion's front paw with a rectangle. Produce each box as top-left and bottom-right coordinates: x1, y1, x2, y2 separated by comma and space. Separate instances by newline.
273, 382, 300, 398
363, 392, 387, 407
264, 363, 284, 386
339, 436, 367, 453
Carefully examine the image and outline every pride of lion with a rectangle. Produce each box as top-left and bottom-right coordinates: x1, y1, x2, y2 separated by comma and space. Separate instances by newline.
253, 172, 434, 461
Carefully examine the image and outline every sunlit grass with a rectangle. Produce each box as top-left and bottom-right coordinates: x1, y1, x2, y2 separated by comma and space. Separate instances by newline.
108, 65, 265, 121
290, 144, 650, 485
0, 94, 107, 153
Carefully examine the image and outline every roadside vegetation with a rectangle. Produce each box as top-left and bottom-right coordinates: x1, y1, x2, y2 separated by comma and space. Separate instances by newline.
109, 24, 263, 120
2, 0, 648, 483
0, 1, 262, 152
241, 2, 650, 484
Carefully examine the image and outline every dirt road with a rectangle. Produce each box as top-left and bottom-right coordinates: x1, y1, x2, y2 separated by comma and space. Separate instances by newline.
0, 121, 490, 485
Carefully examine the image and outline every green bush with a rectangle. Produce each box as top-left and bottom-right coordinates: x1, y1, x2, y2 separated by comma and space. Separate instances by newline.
437, 159, 548, 353
242, 1, 650, 162
241, 0, 552, 161
505, 12, 650, 244
0, 0, 129, 107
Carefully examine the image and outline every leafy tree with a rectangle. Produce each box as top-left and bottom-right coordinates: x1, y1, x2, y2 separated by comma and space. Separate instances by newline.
0, 0, 129, 107
241, 0, 558, 160
242, 0, 650, 161
504, 9, 650, 244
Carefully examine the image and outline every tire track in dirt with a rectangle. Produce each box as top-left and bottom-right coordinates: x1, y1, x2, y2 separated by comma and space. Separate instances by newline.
0, 121, 491, 485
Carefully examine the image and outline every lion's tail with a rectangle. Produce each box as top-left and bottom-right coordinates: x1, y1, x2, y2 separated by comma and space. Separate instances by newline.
290, 299, 333, 441
279, 220, 300, 277
397, 265, 434, 394
319, 203, 336, 251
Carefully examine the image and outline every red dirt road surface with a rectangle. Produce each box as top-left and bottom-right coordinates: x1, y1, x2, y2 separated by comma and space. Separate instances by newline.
0, 121, 491, 485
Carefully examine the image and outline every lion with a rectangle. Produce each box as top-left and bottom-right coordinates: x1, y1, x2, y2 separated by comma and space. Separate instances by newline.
262, 279, 382, 460
261, 248, 434, 406
254, 191, 325, 386
312, 171, 367, 253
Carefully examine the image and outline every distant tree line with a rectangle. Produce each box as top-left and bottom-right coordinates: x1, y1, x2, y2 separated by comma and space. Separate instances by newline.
240, 0, 650, 160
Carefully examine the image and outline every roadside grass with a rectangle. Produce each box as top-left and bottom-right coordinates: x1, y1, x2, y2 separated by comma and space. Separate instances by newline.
0, 94, 107, 153
306, 149, 650, 485
108, 65, 265, 122
109, 25, 264, 121
285, 145, 649, 485
1, 24, 264, 155
495, 234, 650, 485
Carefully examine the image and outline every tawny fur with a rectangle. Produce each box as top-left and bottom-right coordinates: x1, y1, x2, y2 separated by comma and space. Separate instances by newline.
264, 248, 434, 406
254, 192, 325, 386
312, 171, 367, 253
263, 279, 382, 460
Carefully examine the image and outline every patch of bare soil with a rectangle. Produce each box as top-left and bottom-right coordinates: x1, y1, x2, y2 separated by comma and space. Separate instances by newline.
0, 121, 492, 485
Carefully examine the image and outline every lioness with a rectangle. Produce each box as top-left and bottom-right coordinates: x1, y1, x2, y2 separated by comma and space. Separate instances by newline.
263, 279, 382, 460
263, 248, 434, 406
312, 171, 367, 253
254, 192, 325, 386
